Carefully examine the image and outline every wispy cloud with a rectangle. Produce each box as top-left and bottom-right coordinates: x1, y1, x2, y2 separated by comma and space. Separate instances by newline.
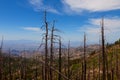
29, 0, 43, 8
28, 0, 60, 14
78, 16, 120, 43
62, 0, 120, 13
23, 27, 41, 32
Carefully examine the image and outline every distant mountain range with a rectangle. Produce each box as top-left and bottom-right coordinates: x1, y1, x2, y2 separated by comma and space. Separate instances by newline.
2, 40, 41, 50
1, 40, 100, 59
1, 40, 100, 50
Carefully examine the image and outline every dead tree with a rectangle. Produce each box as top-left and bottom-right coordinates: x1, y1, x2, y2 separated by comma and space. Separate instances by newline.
92, 60, 95, 80
110, 48, 114, 80
101, 17, 106, 80
67, 41, 70, 79
105, 50, 109, 80
98, 39, 101, 80
39, 55, 71, 80
50, 20, 55, 80
44, 11, 49, 80
58, 37, 62, 80
81, 61, 84, 80
83, 33, 87, 80
42, 55, 45, 80
0, 37, 3, 80
115, 47, 119, 79
98, 53, 101, 80
23, 50, 27, 80
8, 49, 12, 80
35, 56, 38, 80
87, 66, 90, 80
20, 55, 24, 80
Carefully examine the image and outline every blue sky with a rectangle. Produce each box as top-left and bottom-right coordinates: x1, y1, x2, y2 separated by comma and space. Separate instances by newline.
0, 0, 120, 44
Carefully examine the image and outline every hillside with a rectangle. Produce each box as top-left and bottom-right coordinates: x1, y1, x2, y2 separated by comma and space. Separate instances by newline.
0, 39, 120, 80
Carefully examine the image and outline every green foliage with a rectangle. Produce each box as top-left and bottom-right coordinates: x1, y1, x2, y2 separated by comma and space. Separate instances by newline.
114, 38, 120, 44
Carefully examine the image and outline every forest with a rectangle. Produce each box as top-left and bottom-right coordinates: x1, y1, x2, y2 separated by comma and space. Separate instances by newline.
0, 12, 120, 80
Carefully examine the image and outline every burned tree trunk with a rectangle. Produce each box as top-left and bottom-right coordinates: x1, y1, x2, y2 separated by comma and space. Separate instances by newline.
98, 53, 101, 80
8, 49, 12, 80
92, 61, 95, 80
101, 17, 106, 80
83, 33, 87, 80
24, 50, 27, 80
110, 48, 114, 80
81, 61, 84, 80
105, 52, 109, 80
115, 48, 119, 79
35, 56, 38, 80
0, 37, 3, 80
87, 66, 90, 80
20, 55, 24, 80
50, 21, 55, 80
58, 37, 62, 80
44, 11, 49, 80
42, 55, 45, 80
98, 39, 101, 80
67, 41, 70, 79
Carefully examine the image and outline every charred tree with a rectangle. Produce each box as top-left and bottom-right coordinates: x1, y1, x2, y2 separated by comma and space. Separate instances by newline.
20, 55, 24, 80
35, 56, 38, 80
24, 50, 27, 80
50, 21, 55, 80
101, 17, 106, 80
98, 53, 101, 80
58, 37, 62, 80
110, 48, 114, 80
92, 61, 95, 80
81, 61, 84, 80
44, 11, 49, 80
0, 37, 3, 80
42, 55, 45, 80
67, 41, 70, 79
115, 48, 119, 79
98, 39, 101, 80
8, 49, 12, 80
83, 33, 87, 80
105, 52, 109, 80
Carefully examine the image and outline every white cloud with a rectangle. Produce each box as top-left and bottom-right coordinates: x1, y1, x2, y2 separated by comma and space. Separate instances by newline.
23, 27, 41, 32
28, 0, 60, 14
79, 17, 120, 43
62, 0, 120, 13
29, 0, 43, 8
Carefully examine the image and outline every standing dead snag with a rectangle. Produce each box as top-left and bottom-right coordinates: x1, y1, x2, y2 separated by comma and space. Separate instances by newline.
58, 37, 62, 80
101, 17, 106, 80
92, 60, 95, 80
50, 20, 55, 80
115, 47, 119, 79
98, 39, 101, 80
23, 50, 27, 80
44, 11, 49, 80
81, 61, 84, 80
20, 55, 23, 79
35, 56, 38, 80
83, 33, 87, 80
39, 56, 70, 80
42, 55, 45, 80
8, 49, 12, 80
98, 53, 101, 80
0, 37, 3, 80
110, 48, 114, 80
67, 41, 70, 79
87, 66, 90, 80
105, 50, 108, 80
